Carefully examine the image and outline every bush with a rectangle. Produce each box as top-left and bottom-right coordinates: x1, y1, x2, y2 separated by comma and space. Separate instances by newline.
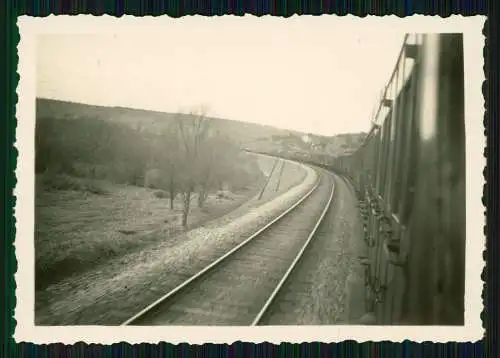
36, 115, 149, 185
229, 183, 249, 192
42, 174, 109, 195
43, 174, 79, 191
85, 181, 109, 195
216, 190, 236, 201
153, 190, 169, 199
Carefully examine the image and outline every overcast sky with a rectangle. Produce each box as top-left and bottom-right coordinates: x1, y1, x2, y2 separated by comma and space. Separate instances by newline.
36, 17, 405, 136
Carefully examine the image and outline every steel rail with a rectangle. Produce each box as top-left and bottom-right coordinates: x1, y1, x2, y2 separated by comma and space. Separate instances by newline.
251, 170, 336, 325
120, 171, 321, 326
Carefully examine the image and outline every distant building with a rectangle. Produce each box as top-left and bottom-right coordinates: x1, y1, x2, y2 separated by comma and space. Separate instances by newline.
301, 134, 312, 143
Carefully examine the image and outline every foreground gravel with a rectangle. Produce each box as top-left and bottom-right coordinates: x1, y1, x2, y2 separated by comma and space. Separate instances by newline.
35, 161, 317, 325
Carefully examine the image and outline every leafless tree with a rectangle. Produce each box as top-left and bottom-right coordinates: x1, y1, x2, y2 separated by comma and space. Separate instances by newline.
176, 107, 212, 227
196, 130, 237, 208
196, 135, 217, 208
163, 123, 181, 210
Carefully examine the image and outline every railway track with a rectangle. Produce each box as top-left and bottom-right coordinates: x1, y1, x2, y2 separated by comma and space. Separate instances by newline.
255, 174, 356, 325
121, 168, 335, 326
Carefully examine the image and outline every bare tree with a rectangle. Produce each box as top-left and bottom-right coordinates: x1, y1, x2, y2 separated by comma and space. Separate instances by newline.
163, 123, 181, 210
195, 130, 237, 208
176, 107, 212, 227
196, 136, 216, 208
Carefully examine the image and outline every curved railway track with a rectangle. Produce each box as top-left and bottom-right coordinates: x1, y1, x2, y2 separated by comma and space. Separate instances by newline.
121, 168, 335, 326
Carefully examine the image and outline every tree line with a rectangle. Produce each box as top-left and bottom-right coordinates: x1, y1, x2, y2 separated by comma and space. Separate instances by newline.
36, 108, 264, 227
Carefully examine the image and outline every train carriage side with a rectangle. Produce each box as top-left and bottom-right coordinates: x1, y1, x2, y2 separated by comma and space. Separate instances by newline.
338, 33, 466, 325
401, 33, 466, 325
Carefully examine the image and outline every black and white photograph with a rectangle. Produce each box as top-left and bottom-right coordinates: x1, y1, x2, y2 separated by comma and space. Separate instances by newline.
15, 15, 484, 343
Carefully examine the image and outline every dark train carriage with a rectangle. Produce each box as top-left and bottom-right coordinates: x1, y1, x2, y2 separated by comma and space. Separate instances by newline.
336, 33, 466, 325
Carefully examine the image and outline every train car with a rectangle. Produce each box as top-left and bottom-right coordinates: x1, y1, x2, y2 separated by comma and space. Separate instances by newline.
335, 33, 466, 325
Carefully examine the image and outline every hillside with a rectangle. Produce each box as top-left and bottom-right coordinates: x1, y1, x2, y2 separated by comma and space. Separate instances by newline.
36, 98, 365, 158
36, 98, 300, 147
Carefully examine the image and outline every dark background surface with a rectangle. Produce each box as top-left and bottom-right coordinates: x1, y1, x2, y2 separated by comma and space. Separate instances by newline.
1, 0, 493, 356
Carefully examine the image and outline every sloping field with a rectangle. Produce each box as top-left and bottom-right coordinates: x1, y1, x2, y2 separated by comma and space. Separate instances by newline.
35, 175, 264, 291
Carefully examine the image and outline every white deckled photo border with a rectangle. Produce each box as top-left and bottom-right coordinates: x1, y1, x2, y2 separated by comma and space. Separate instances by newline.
14, 14, 486, 344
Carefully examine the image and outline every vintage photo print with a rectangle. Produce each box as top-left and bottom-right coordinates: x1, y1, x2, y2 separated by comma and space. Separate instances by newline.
15, 14, 485, 344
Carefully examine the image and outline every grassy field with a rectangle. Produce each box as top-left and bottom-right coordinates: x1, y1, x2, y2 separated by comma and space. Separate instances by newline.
35, 173, 265, 290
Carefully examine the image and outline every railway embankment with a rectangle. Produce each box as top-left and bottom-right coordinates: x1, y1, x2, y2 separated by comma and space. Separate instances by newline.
35, 158, 317, 325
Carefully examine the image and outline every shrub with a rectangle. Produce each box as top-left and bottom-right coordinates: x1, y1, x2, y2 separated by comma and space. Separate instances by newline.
153, 190, 168, 199
42, 174, 109, 195
85, 181, 109, 195
43, 174, 81, 191
216, 190, 236, 201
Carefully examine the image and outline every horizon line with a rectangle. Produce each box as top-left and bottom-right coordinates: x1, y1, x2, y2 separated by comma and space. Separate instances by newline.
36, 96, 367, 137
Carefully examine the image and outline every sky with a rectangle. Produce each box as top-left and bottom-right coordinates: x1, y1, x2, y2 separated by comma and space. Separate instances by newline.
36, 17, 405, 136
